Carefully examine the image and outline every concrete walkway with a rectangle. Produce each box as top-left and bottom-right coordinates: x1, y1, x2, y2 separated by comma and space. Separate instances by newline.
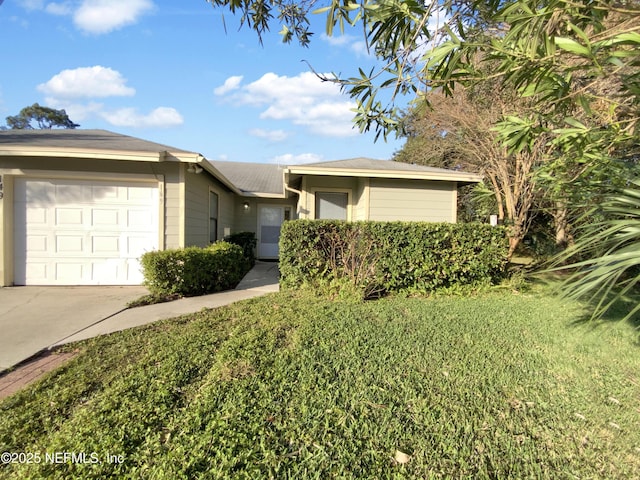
0, 262, 279, 373
0, 285, 148, 371
55, 261, 280, 346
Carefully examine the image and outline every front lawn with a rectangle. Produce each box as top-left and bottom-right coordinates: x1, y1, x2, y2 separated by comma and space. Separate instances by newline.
1, 289, 639, 479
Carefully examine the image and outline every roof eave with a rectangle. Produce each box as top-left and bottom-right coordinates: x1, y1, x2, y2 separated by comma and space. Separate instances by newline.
285, 166, 483, 183
0, 145, 204, 163
238, 191, 288, 198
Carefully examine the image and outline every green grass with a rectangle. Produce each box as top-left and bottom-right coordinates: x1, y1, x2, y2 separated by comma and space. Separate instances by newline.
1, 289, 639, 479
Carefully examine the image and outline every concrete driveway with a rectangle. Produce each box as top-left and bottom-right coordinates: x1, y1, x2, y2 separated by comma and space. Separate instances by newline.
0, 286, 148, 371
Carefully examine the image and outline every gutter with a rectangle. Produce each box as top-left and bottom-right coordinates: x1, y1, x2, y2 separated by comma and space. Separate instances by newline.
286, 166, 483, 184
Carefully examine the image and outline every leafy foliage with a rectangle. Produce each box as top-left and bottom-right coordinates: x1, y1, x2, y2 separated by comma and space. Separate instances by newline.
393, 88, 545, 257
5, 103, 79, 129
139, 241, 248, 296
550, 178, 640, 321
207, 0, 639, 145
1, 291, 639, 478
205, 0, 640, 318
279, 220, 508, 298
224, 231, 257, 267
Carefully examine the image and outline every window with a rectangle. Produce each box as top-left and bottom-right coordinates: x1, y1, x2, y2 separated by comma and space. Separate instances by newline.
315, 192, 348, 220
209, 191, 218, 243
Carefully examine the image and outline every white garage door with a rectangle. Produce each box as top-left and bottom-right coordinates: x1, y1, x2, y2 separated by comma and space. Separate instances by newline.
14, 178, 159, 285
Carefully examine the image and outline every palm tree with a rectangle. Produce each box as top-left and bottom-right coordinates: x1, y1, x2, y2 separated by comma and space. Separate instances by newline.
551, 179, 640, 322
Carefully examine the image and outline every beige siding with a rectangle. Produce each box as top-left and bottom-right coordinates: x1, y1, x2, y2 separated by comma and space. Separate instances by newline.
184, 170, 235, 247
368, 178, 457, 222
164, 179, 181, 249
353, 177, 369, 221
0, 175, 14, 286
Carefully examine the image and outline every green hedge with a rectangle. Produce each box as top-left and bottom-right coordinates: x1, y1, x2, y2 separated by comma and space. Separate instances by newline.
279, 220, 509, 298
224, 231, 257, 267
140, 241, 248, 296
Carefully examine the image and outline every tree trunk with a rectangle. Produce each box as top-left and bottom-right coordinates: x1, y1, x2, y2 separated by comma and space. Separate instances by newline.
553, 202, 571, 249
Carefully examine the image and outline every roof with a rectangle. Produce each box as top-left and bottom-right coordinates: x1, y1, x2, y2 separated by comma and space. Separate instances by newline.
0, 129, 201, 162
0, 130, 482, 194
209, 160, 285, 197
297, 157, 456, 173
285, 157, 482, 184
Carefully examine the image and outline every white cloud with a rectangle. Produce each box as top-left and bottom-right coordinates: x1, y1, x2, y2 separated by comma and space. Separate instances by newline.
320, 7, 453, 61
45, 2, 73, 15
226, 72, 358, 137
40, 66, 182, 128
18, 0, 154, 34
214, 76, 243, 96
18, 0, 44, 11
100, 107, 183, 128
321, 34, 371, 58
249, 128, 289, 142
37, 66, 136, 98
270, 153, 324, 165
45, 99, 105, 121
74, 0, 154, 34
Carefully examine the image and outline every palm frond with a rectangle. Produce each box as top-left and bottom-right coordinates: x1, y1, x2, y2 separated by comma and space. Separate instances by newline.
547, 178, 640, 323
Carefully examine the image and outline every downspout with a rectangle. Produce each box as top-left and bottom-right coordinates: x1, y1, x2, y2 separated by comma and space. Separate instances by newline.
284, 184, 302, 195
283, 168, 302, 218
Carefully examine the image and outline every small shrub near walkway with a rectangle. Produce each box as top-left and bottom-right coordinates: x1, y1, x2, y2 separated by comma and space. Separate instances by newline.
1, 288, 639, 479
140, 241, 248, 297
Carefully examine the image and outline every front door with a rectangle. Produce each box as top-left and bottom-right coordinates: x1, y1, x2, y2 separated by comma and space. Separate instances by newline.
258, 205, 286, 259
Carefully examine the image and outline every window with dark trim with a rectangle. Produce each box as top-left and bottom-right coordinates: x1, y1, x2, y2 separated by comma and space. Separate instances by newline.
209, 191, 219, 243
315, 192, 348, 220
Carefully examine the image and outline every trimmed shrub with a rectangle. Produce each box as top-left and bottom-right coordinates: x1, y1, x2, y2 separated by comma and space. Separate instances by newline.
279, 220, 509, 299
140, 241, 247, 296
224, 231, 257, 267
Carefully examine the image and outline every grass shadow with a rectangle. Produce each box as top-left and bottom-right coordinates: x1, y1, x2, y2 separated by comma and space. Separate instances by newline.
569, 292, 640, 336
526, 272, 640, 341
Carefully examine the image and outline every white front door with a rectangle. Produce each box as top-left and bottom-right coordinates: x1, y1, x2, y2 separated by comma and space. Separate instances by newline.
14, 178, 159, 285
258, 205, 285, 259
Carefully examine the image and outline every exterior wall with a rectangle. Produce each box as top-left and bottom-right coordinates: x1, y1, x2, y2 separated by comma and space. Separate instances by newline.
297, 175, 458, 223
232, 196, 297, 234
0, 174, 14, 286
353, 177, 369, 221
298, 175, 359, 220
164, 168, 182, 249
184, 168, 235, 247
368, 178, 458, 222
0, 155, 181, 286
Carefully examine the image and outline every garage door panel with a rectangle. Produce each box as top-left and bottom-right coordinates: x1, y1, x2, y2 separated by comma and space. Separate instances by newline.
91, 261, 119, 283
92, 236, 120, 255
92, 185, 119, 201
128, 209, 155, 228
14, 178, 159, 285
55, 184, 87, 204
56, 208, 84, 226
23, 180, 53, 204
26, 235, 48, 252
128, 186, 155, 201
26, 207, 48, 225
126, 260, 144, 284
92, 209, 119, 226
56, 263, 85, 282
55, 235, 84, 254
127, 236, 153, 257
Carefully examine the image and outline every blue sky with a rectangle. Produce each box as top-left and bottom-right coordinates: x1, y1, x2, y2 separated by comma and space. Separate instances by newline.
0, 0, 410, 164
